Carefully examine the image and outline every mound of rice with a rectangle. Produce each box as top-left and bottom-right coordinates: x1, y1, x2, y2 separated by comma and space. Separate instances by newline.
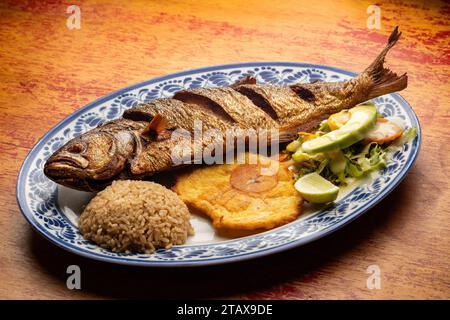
79, 180, 194, 254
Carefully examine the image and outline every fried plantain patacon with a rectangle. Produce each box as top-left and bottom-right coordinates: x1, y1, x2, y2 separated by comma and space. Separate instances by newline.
174, 153, 303, 231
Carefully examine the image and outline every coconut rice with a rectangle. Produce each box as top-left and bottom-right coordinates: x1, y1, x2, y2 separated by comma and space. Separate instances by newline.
79, 180, 194, 254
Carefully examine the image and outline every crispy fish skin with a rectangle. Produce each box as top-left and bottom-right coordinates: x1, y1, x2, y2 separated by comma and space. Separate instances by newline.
173, 87, 278, 128
234, 84, 310, 125
173, 153, 303, 231
44, 27, 407, 191
123, 98, 233, 132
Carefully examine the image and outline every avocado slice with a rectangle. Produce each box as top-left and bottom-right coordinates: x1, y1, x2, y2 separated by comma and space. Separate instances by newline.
302, 104, 377, 154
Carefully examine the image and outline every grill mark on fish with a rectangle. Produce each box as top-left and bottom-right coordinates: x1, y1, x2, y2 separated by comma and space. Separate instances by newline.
234, 84, 315, 126
123, 98, 233, 132
290, 85, 316, 102
122, 110, 152, 122
174, 87, 277, 128
44, 27, 408, 191
233, 86, 279, 121
124, 99, 190, 130
173, 90, 237, 124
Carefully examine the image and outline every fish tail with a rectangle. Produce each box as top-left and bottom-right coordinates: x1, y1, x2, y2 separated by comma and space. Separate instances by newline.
363, 26, 407, 99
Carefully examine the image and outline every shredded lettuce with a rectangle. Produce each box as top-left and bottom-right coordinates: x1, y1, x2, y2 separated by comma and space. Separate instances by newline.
310, 144, 386, 185
288, 127, 415, 186
286, 108, 417, 186
345, 143, 387, 177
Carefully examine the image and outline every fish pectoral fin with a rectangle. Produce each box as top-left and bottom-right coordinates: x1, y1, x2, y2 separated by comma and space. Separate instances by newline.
142, 114, 168, 137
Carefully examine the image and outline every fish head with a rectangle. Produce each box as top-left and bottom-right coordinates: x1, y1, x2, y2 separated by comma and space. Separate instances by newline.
44, 130, 135, 191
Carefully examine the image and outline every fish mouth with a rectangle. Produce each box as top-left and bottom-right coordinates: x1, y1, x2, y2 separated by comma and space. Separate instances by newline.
44, 152, 91, 190
43, 160, 114, 192
45, 152, 90, 169
43, 150, 127, 192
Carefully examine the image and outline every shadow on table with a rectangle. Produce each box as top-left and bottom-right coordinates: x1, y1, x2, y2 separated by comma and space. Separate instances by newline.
27, 178, 412, 299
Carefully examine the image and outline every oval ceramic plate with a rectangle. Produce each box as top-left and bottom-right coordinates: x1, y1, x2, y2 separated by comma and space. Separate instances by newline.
16, 62, 421, 266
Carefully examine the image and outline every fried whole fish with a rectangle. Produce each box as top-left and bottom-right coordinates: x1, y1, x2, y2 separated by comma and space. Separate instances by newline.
44, 27, 407, 191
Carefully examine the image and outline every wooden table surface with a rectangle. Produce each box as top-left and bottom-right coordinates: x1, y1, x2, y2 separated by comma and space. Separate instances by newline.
1, 0, 449, 299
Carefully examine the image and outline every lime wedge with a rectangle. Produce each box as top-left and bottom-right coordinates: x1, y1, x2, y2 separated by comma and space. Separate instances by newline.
302, 104, 377, 153
294, 172, 339, 203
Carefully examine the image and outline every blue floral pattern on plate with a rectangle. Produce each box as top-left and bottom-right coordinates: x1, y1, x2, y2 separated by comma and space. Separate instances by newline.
16, 62, 421, 266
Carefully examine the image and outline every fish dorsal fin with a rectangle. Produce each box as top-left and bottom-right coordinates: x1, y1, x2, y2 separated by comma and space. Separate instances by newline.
142, 114, 168, 137
231, 76, 257, 87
